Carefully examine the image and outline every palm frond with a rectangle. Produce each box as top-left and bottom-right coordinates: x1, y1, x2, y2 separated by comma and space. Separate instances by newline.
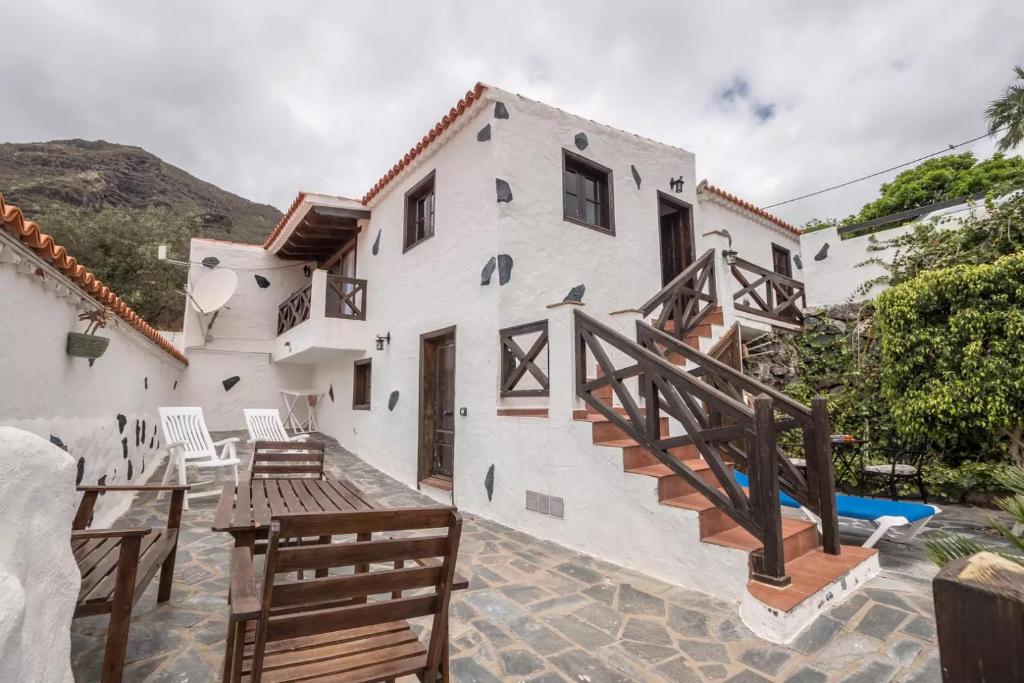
925, 533, 993, 566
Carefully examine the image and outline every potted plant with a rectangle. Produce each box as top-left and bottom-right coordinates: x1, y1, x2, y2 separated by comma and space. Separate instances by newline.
67, 308, 113, 359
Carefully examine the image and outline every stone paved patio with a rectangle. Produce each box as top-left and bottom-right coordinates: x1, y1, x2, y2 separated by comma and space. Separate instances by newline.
71, 431, 1010, 682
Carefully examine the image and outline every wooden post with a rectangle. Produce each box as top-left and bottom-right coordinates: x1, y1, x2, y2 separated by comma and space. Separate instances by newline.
749, 395, 790, 586
101, 535, 142, 683
934, 552, 1024, 681
809, 397, 841, 554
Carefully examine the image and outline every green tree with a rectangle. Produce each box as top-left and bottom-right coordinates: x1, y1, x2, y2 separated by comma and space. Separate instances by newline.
43, 206, 192, 328
987, 66, 1024, 152
848, 153, 1024, 224
875, 252, 1024, 465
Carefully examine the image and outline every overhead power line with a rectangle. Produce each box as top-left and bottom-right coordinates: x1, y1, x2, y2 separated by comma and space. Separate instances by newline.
762, 128, 1008, 209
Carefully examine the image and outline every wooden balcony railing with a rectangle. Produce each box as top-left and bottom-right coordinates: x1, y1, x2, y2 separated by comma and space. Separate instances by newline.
499, 320, 549, 397
277, 285, 312, 335
574, 310, 838, 585
325, 275, 367, 321
730, 257, 805, 324
639, 248, 717, 340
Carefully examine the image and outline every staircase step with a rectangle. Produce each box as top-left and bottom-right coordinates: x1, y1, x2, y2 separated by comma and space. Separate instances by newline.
622, 444, 700, 469
747, 546, 877, 613
592, 416, 669, 443
703, 517, 821, 562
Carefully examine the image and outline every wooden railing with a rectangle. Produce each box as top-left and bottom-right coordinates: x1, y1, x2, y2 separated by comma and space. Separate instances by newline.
730, 257, 805, 324
574, 310, 838, 585
277, 285, 312, 335
499, 320, 549, 397
325, 275, 367, 321
639, 248, 717, 340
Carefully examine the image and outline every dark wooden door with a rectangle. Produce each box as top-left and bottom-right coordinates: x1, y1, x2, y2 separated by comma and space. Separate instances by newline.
419, 328, 456, 482
658, 196, 695, 286
771, 244, 792, 278
433, 337, 455, 477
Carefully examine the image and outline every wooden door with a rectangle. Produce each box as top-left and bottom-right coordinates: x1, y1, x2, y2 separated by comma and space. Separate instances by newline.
771, 244, 792, 278
658, 195, 695, 286
418, 327, 456, 482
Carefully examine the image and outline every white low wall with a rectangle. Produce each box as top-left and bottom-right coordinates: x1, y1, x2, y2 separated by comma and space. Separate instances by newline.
0, 427, 79, 683
0, 239, 186, 525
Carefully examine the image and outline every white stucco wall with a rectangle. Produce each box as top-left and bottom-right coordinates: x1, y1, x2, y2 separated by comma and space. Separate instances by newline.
180, 239, 314, 430
0, 241, 186, 526
0, 428, 79, 683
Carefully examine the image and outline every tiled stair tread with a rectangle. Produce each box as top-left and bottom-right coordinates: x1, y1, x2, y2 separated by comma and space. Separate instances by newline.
595, 437, 640, 448
702, 517, 817, 552
661, 490, 722, 512
747, 546, 878, 613
624, 460, 713, 478
575, 411, 650, 423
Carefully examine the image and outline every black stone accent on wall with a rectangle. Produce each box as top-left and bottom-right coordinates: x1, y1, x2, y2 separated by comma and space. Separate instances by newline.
117, 414, 127, 433
477, 124, 492, 142
388, 391, 400, 411
631, 164, 642, 189
574, 132, 589, 150
144, 377, 148, 390
122, 437, 128, 459
814, 243, 829, 261
135, 420, 140, 447
793, 254, 803, 270
141, 459, 145, 474
142, 420, 147, 443
494, 101, 509, 119
497, 254, 513, 286
97, 475, 107, 488
223, 376, 241, 392
484, 464, 495, 502
481, 257, 497, 285
127, 460, 134, 480
254, 274, 271, 288
372, 229, 381, 255
76, 457, 85, 485
173, 380, 178, 391
563, 284, 585, 303
329, 384, 335, 402
149, 435, 155, 449
50, 434, 68, 451
202, 256, 220, 269
496, 179, 513, 203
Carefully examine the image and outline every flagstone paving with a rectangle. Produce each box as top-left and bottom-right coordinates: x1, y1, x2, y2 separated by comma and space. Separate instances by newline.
71, 431, 1006, 682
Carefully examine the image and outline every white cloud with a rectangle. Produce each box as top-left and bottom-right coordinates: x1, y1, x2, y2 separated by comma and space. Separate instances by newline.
2, 0, 1021, 225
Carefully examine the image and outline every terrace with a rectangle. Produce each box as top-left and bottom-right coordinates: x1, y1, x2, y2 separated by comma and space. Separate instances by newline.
66, 432, 986, 682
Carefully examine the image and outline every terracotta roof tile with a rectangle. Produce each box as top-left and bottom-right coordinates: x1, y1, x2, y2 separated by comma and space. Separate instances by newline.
360, 82, 487, 205
0, 194, 189, 365
697, 180, 800, 237
261, 190, 307, 249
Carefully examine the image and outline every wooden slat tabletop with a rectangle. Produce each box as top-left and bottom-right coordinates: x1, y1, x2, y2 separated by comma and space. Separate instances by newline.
212, 477, 378, 533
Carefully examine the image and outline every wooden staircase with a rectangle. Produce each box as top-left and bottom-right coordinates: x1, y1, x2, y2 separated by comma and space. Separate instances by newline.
572, 307, 876, 613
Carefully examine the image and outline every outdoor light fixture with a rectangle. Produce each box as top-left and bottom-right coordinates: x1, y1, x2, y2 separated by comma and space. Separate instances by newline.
303, 265, 313, 277
375, 332, 391, 350
722, 249, 738, 265
701, 229, 737, 264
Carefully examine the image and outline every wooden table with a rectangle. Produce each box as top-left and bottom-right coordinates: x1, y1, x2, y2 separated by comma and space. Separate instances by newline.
212, 476, 375, 549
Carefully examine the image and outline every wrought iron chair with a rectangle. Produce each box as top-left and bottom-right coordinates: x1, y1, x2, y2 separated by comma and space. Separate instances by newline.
860, 444, 932, 502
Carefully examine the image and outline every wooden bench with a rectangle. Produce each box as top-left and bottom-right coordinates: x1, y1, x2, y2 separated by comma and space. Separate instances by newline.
71, 484, 189, 683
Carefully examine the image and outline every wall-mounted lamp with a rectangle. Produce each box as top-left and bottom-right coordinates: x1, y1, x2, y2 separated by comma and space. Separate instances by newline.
722, 249, 738, 265
375, 332, 391, 351
303, 265, 313, 277
701, 229, 737, 265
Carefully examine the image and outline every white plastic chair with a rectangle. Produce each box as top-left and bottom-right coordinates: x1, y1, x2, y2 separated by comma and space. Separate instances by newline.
243, 408, 311, 444
157, 407, 240, 510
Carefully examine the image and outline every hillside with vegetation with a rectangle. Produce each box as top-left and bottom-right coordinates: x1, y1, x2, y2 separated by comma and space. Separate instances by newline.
0, 140, 282, 327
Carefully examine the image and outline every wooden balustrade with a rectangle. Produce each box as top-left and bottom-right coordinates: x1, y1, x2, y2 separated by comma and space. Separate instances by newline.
573, 310, 838, 585
325, 275, 367, 321
277, 285, 312, 335
639, 248, 717, 340
730, 257, 806, 323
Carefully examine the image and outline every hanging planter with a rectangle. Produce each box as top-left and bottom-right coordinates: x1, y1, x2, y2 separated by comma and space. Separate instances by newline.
67, 308, 113, 360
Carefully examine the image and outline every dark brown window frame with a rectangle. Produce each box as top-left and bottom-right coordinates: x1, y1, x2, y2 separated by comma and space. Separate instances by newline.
352, 358, 372, 410
403, 170, 436, 252
499, 320, 550, 398
771, 242, 793, 278
562, 149, 615, 235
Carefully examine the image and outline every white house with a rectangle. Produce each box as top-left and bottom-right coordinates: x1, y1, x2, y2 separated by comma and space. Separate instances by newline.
174, 83, 876, 641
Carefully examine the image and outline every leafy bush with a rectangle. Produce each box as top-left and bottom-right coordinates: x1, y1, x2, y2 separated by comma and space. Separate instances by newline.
875, 252, 1024, 465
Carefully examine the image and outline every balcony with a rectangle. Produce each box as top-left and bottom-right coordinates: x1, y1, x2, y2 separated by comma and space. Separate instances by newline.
273, 270, 368, 363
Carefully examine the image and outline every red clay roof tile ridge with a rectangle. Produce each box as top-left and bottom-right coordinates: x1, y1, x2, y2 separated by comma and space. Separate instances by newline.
697, 180, 801, 236
0, 194, 188, 365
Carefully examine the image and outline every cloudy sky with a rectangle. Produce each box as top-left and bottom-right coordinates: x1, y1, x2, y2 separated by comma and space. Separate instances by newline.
3, 1, 1022, 225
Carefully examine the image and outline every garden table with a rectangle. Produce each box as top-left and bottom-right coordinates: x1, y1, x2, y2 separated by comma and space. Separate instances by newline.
279, 388, 324, 433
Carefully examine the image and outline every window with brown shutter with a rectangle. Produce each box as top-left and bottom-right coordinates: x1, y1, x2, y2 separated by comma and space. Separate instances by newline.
353, 358, 372, 410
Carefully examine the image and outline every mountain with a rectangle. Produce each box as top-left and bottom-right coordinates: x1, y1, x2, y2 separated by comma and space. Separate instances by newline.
0, 139, 284, 328
0, 139, 282, 244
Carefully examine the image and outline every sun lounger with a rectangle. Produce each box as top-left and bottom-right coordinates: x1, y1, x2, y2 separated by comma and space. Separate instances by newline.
734, 472, 941, 548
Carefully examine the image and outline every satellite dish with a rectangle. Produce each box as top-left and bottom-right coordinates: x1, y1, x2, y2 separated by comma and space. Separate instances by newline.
190, 269, 237, 314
